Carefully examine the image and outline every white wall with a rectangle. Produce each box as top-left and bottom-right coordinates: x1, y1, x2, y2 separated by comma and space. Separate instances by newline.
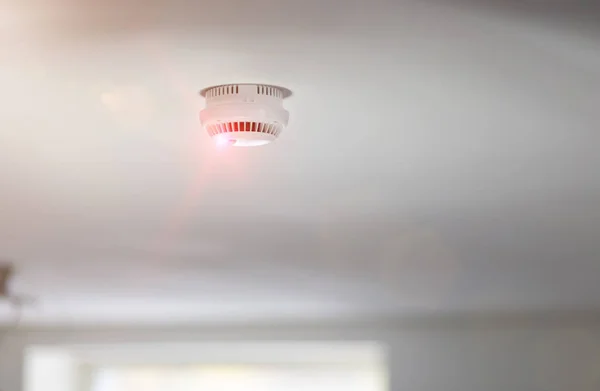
22, 348, 79, 391
2, 318, 600, 391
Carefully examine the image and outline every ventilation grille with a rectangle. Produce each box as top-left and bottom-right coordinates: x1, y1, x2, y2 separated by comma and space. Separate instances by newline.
206, 121, 284, 137
205, 85, 240, 98
205, 84, 284, 99
256, 85, 283, 98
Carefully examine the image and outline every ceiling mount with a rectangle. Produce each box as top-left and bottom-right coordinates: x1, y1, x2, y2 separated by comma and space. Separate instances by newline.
199, 83, 291, 147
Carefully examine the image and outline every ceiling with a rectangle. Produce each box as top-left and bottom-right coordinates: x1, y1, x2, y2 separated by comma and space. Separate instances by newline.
0, 0, 599, 326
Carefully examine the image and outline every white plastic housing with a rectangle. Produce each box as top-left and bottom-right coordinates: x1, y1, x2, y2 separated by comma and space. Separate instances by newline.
199, 84, 291, 147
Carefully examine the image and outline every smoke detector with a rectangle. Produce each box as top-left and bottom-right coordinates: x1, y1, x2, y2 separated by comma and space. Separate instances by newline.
199, 83, 291, 147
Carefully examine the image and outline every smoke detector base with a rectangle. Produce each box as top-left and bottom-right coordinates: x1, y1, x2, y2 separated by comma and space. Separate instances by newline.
199, 84, 291, 147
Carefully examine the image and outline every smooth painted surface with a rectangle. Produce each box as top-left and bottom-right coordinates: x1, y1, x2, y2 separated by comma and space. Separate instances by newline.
0, 0, 599, 324
22, 348, 77, 391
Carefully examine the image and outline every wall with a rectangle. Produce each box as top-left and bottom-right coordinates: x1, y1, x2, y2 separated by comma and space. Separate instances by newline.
2, 317, 600, 391
21, 348, 79, 391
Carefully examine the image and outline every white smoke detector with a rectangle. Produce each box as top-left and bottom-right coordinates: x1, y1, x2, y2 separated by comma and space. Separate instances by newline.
199, 83, 292, 147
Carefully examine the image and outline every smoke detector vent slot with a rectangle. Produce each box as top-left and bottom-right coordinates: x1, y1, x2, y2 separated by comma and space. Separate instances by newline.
199, 84, 291, 147
206, 85, 243, 98
206, 122, 284, 137
256, 85, 282, 98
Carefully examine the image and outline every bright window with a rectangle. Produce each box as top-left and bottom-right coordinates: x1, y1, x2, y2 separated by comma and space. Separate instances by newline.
88, 343, 387, 391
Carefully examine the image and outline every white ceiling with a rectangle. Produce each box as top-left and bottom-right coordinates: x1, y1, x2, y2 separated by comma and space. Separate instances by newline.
0, 0, 599, 325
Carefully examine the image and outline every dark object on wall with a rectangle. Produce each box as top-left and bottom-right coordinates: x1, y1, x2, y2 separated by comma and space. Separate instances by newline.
0, 264, 13, 298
